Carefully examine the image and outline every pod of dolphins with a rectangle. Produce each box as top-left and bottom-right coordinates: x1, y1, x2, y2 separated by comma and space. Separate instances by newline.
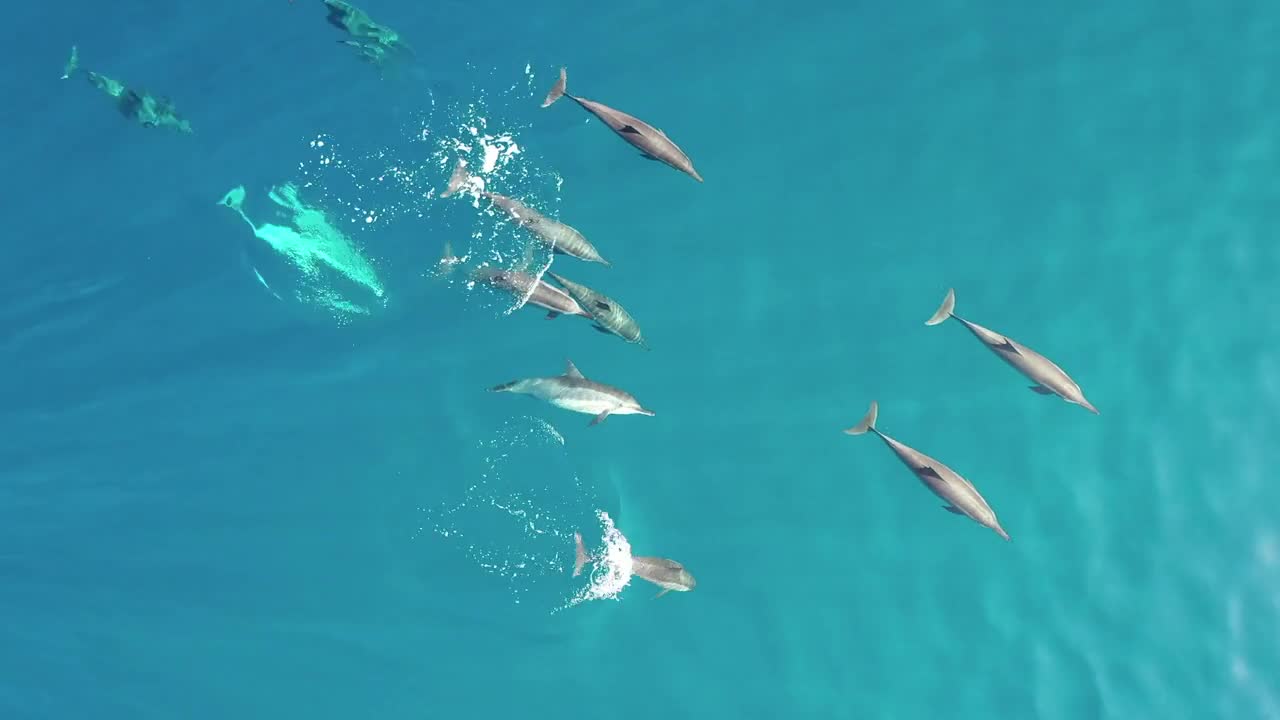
64, 1, 1100, 599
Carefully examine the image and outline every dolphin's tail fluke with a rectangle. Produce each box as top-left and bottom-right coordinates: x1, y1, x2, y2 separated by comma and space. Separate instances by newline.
925, 288, 957, 326
434, 241, 462, 277
441, 160, 472, 198
843, 401, 879, 435
573, 531, 590, 576
541, 67, 568, 108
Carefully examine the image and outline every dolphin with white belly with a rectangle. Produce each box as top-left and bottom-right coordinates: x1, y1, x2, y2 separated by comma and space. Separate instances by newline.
925, 288, 1098, 414
541, 67, 703, 184
441, 161, 610, 266
574, 531, 695, 598
545, 271, 648, 349
435, 242, 589, 319
843, 401, 1010, 541
490, 359, 654, 426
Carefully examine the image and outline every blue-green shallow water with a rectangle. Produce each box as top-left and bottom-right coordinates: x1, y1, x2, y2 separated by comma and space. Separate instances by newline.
3, 1, 1279, 718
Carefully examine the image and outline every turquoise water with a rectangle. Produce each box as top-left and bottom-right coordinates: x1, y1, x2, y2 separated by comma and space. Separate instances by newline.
3, 1, 1279, 718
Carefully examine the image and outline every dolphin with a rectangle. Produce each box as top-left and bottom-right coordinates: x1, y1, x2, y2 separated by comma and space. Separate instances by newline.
436, 242, 589, 319
324, 0, 413, 56
60, 45, 78, 80
541, 67, 703, 184
545, 272, 648, 349
843, 401, 1010, 541
441, 161, 610, 266
575, 531, 695, 598
490, 359, 654, 426
926, 288, 1098, 414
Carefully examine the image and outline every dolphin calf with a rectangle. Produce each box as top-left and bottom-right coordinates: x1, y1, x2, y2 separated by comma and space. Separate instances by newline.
436, 242, 589, 319
575, 532, 695, 598
843, 401, 1010, 541
925, 288, 1098, 414
541, 67, 703, 184
490, 359, 654, 426
545, 272, 648, 349
441, 161, 610, 266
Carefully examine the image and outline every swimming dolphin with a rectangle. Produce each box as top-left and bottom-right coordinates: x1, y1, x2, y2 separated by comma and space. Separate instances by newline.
925, 288, 1098, 414
441, 161, 609, 266
60, 45, 78, 80
575, 531, 695, 598
843, 401, 1010, 541
436, 242, 589, 319
541, 67, 703, 184
545, 272, 648, 349
490, 359, 654, 426
324, 0, 413, 56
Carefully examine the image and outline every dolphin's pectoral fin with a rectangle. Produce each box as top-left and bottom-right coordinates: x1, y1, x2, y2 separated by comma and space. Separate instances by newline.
1029, 385, 1054, 395
619, 125, 643, 135
919, 466, 947, 483
591, 324, 612, 334
942, 505, 964, 515
593, 300, 612, 312
545, 311, 560, 319
654, 588, 670, 599
638, 153, 660, 161
589, 410, 610, 426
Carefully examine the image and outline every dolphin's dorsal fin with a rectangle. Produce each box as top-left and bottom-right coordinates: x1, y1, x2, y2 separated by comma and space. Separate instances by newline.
619, 125, 642, 135
919, 466, 946, 483
994, 337, 1020, 354
564, 360, 584, 378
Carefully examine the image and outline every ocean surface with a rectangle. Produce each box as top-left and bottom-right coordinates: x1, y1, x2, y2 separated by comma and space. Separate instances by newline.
2, 1, 1278, 718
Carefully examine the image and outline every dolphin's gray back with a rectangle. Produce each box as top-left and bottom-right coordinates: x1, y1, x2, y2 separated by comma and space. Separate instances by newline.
552, 275, 644, 343
960, 318, 1078, 395
487, 193, 602, 263
573, 96, 644, 135
526, 281, 586, 316
572, 97, 697, 178
487, 193, 547, 226
529, 375, 636, 406
588, 298, 643, 343
632, 556, 688, 586
479, 269, 585, 316
877, 432, 984, 508
537, 222, 603, 264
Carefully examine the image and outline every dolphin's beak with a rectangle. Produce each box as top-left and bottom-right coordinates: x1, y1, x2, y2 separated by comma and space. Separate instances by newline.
638, 407, 655, 417
1079, 398, 1099, 415
995, 526, 1011, 541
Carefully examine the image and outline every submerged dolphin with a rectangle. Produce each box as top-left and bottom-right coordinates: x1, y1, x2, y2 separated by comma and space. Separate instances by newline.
541, 67, 703, 183
926, 289, 1098, 414
436, 242, 589, 319
574, 532, 695, 598
490, 359, 654, 426
441, 161, 609, 266
545, 272, 648, 349
843, 401, 1010, 541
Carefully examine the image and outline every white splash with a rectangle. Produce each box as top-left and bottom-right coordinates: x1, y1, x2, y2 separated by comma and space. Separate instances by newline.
558, 510, 635, 611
